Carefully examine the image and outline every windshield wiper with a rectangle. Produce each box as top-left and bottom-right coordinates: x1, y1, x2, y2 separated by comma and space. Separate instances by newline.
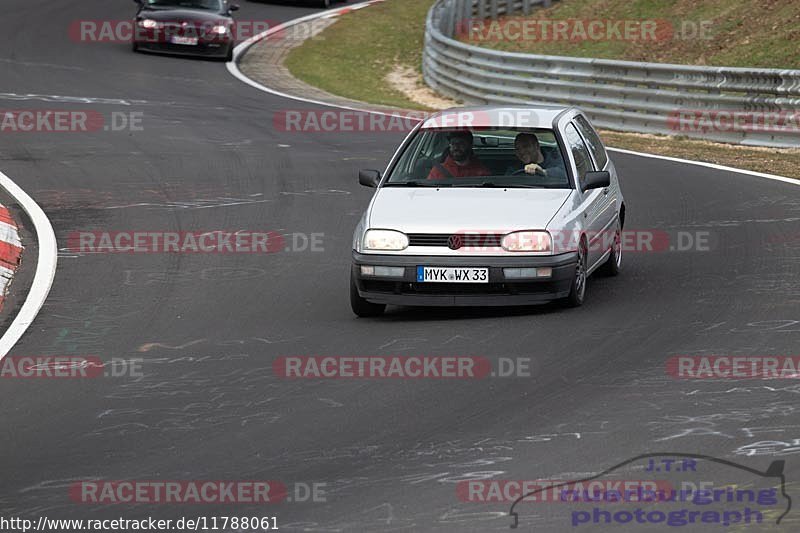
452, 182, 548, 189
384, 181, 420, 187
385, 181, 452, 187
452, 182, 496, 187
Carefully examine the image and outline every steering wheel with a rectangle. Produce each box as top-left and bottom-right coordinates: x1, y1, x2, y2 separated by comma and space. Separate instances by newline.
511, 167, 546, 176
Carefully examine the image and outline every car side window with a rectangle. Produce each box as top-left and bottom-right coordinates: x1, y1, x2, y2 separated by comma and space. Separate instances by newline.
573, 115, 609, 170
564, 123, 594, 187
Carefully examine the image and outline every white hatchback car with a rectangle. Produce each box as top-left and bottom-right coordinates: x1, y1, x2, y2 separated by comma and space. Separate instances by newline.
351, 106, 625, 316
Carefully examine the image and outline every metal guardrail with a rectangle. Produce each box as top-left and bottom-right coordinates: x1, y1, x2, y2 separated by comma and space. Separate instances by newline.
423, 0, 800, 147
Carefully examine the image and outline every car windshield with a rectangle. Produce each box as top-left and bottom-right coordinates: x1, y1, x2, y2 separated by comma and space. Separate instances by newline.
146, 0, 222, 10
385, 127, 571, 188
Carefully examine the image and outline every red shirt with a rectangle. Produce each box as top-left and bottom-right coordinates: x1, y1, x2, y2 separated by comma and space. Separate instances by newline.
427, 156, 492, 180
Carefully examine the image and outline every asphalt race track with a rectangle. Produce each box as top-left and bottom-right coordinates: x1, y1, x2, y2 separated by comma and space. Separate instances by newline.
1, 0, 799, 531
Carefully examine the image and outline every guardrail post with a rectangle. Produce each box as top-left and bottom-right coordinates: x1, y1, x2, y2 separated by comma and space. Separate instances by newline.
446, 0, 457, 36
477, 0, 486, 19
523, 0, 532, 15
490, 0, 498, 19
434, 1, 445, 33
462, 0, 472, 32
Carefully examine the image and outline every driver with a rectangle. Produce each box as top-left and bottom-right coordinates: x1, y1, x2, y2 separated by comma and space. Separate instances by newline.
427, 130, 491, 180
508, 132, 566, 179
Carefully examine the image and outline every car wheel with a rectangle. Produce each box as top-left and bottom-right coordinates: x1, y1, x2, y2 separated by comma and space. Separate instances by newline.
562, 239, 587, 307
350, 268, 385, 317
132, 41, 139, 52
600, 218, 622, 276
224, 45, 234, 62
320, 0, 332, 7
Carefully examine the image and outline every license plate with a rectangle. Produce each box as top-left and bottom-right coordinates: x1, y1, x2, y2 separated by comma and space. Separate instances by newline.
170, 36, 198, 45
417, 266, 489, 283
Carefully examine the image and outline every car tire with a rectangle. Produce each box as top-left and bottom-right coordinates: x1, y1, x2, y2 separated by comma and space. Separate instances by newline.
350, 268, 385, 317
132, 41, 139, 52
224, 45, 234, 62
599, 218, 622, 277
320, 0, 332, 7
562, 239, 587, 308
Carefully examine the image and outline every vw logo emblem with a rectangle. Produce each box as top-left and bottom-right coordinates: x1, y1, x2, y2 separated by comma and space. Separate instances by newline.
448, 234, 463, 250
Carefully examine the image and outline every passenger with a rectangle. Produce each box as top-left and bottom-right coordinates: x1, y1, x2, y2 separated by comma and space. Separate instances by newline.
508, 132, 566, 179
427, 130, 492, 179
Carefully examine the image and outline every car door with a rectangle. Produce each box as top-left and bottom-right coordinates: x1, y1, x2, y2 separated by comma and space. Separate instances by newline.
563, 122, 611, 269
573, 114, 619, 236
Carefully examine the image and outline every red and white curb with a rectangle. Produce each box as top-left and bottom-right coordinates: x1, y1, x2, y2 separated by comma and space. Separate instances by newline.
0, 171, 57, 359
0, 203, 22, 311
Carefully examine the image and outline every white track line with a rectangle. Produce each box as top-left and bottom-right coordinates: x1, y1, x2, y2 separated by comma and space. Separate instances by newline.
0, 171, 58, 359
227, 3, 798, 187
606, 147, 797, 186
226, 1, 407, 117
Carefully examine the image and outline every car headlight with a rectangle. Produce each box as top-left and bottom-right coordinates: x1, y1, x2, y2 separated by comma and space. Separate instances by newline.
210, 24, 229, 35
138, 19, 160, 29
363, 230, 408, 251
501, 231, 551, 252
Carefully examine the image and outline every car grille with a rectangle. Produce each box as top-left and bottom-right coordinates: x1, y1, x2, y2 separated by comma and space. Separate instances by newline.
407, 233, 504, 247
163, 23, 203, 34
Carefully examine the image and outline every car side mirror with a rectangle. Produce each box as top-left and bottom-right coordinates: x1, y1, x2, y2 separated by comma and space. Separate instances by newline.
229, 4, 240, 11
582, 171, 610, 191
359, 169, 381, 188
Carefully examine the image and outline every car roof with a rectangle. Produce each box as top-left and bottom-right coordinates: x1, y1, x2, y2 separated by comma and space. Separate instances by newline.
419, 105, 574, 130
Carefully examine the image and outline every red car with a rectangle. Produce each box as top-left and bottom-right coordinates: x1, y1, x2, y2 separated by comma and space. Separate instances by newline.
132, 0, 239, 61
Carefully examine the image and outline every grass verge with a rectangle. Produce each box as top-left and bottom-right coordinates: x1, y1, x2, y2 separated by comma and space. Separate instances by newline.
463, 0, 800, 69
285, 0, 436, 110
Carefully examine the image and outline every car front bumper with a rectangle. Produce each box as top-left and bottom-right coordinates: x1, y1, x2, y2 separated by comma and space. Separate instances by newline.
135, 40, 232, 58
352, 251, 578, 306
